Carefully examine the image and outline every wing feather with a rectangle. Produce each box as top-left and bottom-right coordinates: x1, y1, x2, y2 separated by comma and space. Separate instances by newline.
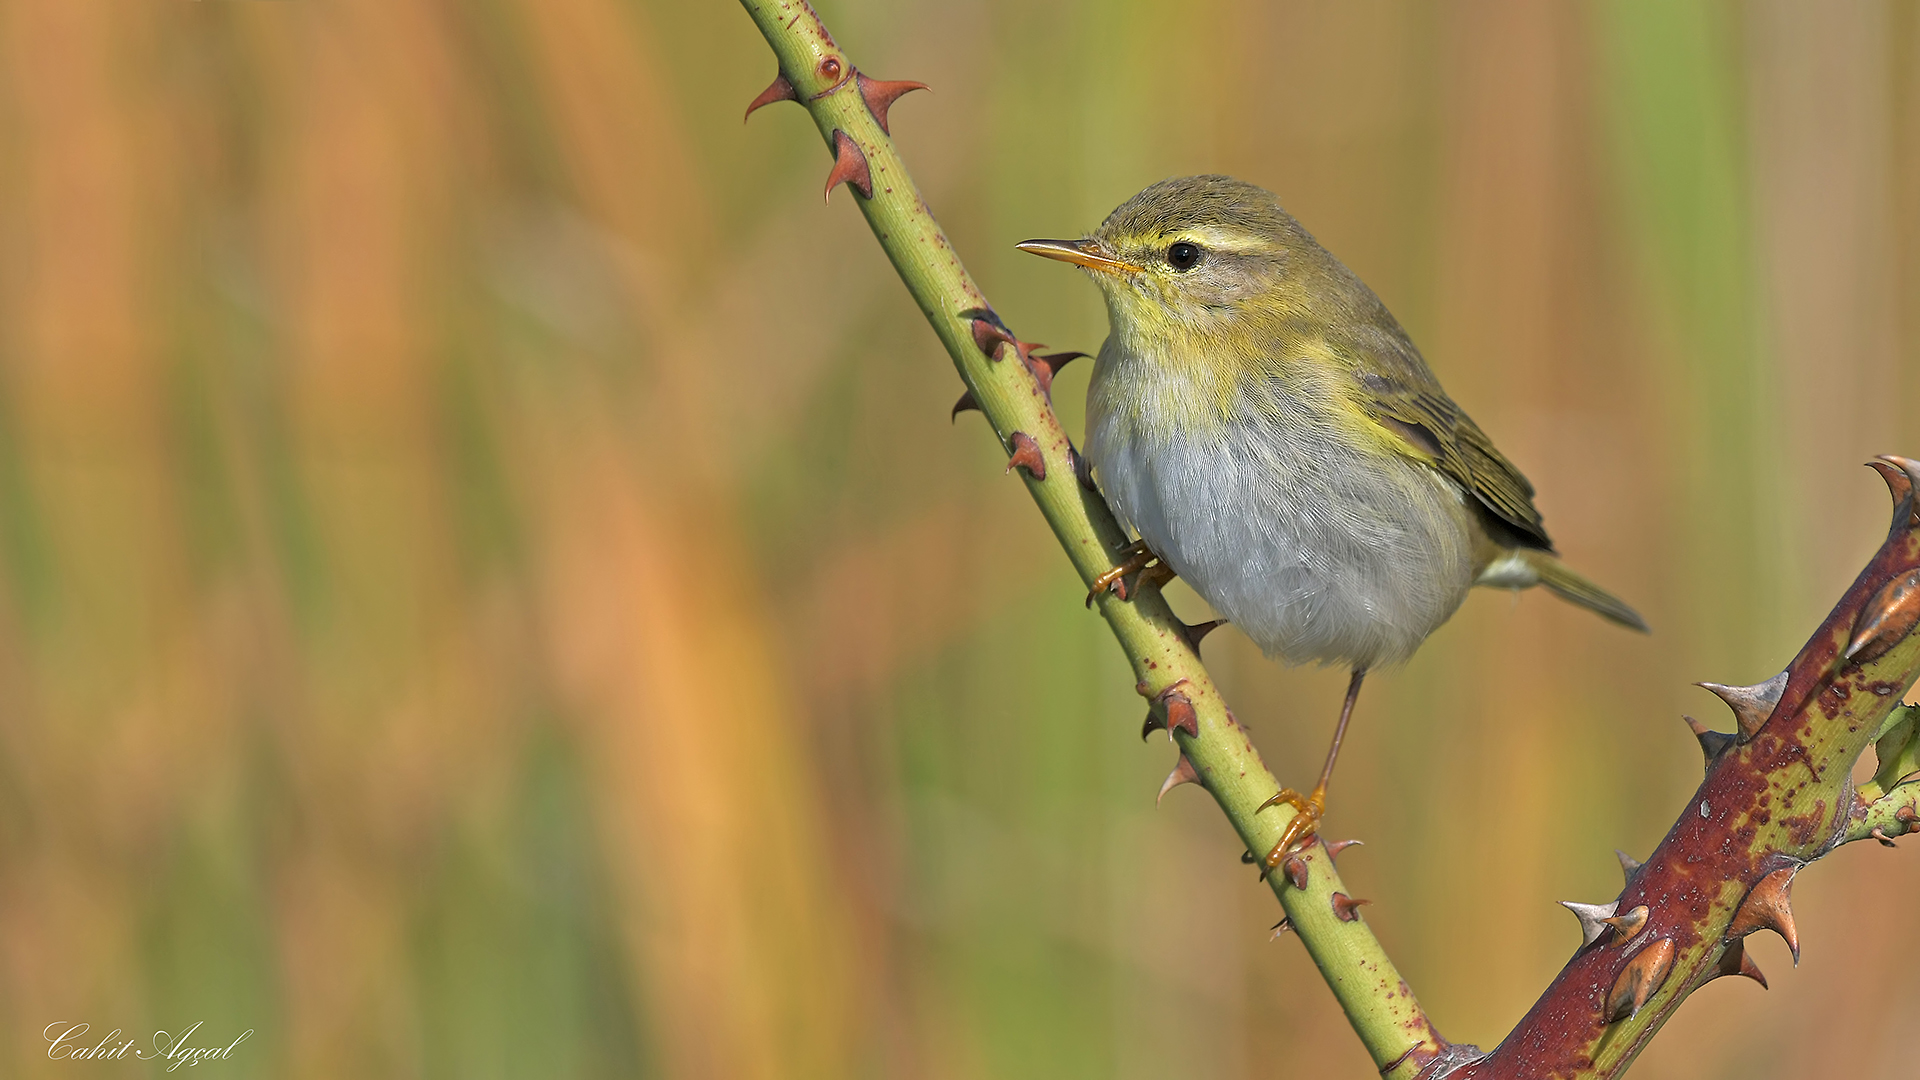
1356, 371, 1553, 550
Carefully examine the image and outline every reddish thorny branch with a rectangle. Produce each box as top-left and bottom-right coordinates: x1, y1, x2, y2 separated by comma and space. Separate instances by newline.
1444, 458, 1920, 1078
734, 8, 1920, 1077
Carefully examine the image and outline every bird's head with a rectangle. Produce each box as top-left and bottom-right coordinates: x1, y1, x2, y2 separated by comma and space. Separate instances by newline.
1018, 175, 1318, 344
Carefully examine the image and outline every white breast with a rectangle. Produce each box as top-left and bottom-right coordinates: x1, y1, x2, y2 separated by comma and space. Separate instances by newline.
1085, 344, 1476, 669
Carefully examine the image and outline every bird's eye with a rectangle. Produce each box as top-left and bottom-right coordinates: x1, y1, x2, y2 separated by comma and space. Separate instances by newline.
1167, 241, 1202, 271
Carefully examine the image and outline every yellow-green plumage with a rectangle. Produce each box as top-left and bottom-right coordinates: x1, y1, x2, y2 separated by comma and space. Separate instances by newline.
1025, 175, 1645, 670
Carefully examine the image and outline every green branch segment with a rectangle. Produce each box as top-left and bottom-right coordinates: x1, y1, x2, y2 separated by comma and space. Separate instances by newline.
736, 1, 1453, 1074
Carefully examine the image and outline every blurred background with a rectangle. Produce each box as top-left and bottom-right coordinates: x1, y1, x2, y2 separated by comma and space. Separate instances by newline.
1, 0, 1915, 1076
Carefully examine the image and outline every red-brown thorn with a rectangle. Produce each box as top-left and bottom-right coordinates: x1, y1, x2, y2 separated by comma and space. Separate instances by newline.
1846, 567, 1920, 664
1323, 838, 1363, 862
1151, 684, 1198, 740
1871, 827, 1898, 847
1600, 904, 1650, 943
1898, 805, 1918, 825
1605, 937, 1676, 1022
968, 316, 1015, 360
1870, 455, 1920, 531
1005, 432, 1046, 481
1008, 340, 1045, 384
856, 73, 928, 135
1869, 458, 1914, 503
950, 390, 980, 421
1330, 892, 1370, 923
823, 130, 872, 201
1026, 349, 1085, 397
743, 72, 799, 121
1728, 867, 1800, 965
1157, 754, 1201, 805
1702, 939, 1768, 991
1283, 855, 1309, 892
1140, 709, 1166, 742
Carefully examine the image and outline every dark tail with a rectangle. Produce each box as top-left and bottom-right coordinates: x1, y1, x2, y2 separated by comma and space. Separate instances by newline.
1519, 550, 1650, 633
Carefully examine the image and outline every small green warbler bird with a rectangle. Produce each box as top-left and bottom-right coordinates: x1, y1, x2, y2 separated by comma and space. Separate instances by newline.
1019, 175, 1646, 869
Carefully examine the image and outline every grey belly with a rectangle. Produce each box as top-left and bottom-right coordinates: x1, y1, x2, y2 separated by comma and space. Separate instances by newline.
1088, 408, 1476, 669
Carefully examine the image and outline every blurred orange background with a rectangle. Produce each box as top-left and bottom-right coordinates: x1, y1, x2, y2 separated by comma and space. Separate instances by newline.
1, 1, 1915, 1077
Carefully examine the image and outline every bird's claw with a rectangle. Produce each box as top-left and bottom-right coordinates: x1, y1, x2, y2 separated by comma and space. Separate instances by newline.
1087, 540, 1175, 607
1257, 786, 1325, 878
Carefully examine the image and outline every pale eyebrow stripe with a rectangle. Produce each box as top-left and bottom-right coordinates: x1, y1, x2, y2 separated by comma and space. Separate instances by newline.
1173, 225, 1273, 254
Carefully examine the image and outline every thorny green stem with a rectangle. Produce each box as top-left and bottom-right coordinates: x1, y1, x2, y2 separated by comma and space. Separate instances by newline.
734, 5, 1920, 1078
736, 1, 1449, 1074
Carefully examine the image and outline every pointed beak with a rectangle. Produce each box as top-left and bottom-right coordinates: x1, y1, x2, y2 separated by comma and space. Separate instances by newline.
1016, 238, 1144, 276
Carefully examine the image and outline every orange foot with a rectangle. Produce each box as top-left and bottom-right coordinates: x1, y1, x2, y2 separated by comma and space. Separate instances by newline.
1086, 540, 1175, 607
1257, 785, 1325, 880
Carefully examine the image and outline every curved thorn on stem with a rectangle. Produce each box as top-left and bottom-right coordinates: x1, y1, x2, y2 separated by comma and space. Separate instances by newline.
1846, 568, 1920, 664
1324, 838, 1363, 862
950, 390, 980, 421
1682, 714, 1738, 767
1559, 900, 1619, 947
1600, 904, 1650, 942
1696, 672, 1788, 741
1616, 849, 1644, 883
823, 130, 873, 201
1727, 867, 1800, 965
743, 72, 798, 121
1606, 938, 1676, 1022
1157, 754, 1201, 805
856, 73, 928, 134
1005, 431, 1046, 480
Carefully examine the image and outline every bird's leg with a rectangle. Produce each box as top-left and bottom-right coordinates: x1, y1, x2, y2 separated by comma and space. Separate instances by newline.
1259, 667, 1368, 876
1086, 539, 1176, 606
